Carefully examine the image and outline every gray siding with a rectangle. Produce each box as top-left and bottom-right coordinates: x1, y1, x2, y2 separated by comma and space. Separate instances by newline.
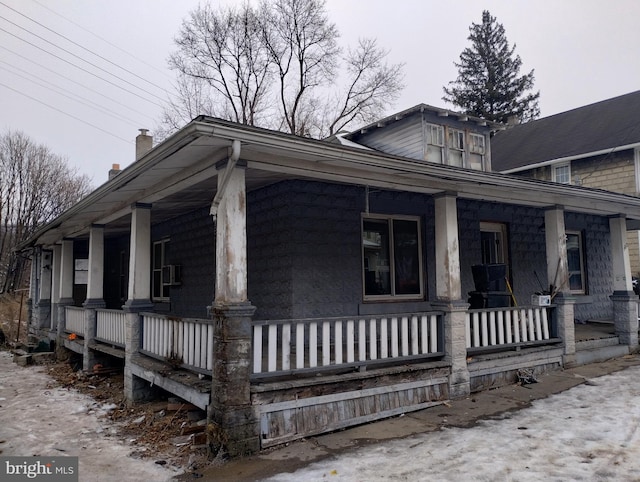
354, 117, 425, 160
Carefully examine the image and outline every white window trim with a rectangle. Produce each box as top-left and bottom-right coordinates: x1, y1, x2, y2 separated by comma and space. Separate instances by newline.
427, 124, 444, 146
361, 213, 424, 301
152, 238, 170, 302
470, 133, 486, 154
566, 230, 586, 294
552, 162, 571, 184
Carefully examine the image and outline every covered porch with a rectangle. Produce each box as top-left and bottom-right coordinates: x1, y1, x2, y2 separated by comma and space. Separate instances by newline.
22, 118, 640, 454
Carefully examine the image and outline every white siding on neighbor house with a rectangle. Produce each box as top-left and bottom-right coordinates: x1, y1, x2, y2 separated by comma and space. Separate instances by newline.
356, 117, 425, 161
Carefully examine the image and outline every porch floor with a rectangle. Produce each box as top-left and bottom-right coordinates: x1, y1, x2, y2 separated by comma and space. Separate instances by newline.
575, 321, 615, 342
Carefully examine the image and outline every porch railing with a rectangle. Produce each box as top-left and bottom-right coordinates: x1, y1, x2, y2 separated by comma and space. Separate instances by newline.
141, 313, 214, 374
64, 306, 86, 337
95, 309, 126, 347
465, 306, 554, 351
252, 312, 444, 377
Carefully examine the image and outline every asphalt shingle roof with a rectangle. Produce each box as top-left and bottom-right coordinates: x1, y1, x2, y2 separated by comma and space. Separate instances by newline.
491, 90, 640, 172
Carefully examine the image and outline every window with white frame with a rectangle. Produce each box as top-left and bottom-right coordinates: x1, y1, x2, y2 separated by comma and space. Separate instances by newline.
469, 133, 485, 170
447, 128, 465, 167
552, 163, 571, 184
480, 222, 508, 266
362, 215, 423, 300
152, 239, 170, 301
426, 124, 444, 164
566, 231, 585, 294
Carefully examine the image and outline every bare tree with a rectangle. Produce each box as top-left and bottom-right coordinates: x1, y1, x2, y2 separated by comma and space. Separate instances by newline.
0, 130, 91, 292
168, 2, 272, 129
159, 0, 405, 139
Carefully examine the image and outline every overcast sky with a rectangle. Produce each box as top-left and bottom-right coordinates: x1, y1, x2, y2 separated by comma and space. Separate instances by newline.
1, 0, 639, 186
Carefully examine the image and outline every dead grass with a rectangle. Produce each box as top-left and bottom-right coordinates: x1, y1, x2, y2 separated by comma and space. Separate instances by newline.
0, 292, 28, 345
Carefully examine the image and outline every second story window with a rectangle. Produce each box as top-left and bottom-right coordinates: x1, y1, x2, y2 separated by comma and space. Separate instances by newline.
553, 163, 571, 184
426, 124, 444, 164
447, 129, 464, 167
469, 133, 486, 170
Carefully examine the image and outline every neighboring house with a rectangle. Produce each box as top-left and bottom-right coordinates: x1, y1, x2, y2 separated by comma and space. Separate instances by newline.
19, 105, 640, 456
491, 90, 640, 276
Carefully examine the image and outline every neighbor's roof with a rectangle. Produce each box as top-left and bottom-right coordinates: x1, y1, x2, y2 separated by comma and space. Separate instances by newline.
492, 90, 640, 172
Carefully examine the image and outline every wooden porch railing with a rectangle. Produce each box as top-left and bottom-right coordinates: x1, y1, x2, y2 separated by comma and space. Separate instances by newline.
252, 312, 444, 377
95, 309, 126, 347
64, 306, 86, 336
141, 313, 214, 374
465, 306, 554, 351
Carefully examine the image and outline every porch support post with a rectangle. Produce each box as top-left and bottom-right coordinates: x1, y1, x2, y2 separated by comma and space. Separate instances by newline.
123, 203, 155, 403
545, 206, 576, 365
57, 239, 75, 358
609, 215, 638, 347
210, 161, 259, 456
27, 250, 38, 333
37, 249, 53, 331
433, 193, 469, 399
83, 225, 106, 371
51, 245, 61, 333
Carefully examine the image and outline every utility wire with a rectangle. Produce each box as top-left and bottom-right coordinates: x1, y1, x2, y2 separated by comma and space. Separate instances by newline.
0, 25, 164, 108
0, 1, 172, 96
0, 61, 142, 128
30, 0, 173, 81
0, 80, 133, 144
0, 44, 156, 121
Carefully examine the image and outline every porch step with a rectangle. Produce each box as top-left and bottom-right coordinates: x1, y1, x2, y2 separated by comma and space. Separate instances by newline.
576, 336, 620, 351
575, 343, 629, 366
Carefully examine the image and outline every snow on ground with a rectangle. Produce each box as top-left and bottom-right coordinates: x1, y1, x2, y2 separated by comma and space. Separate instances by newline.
0, 351, 180, 482
262, 366, 640, 481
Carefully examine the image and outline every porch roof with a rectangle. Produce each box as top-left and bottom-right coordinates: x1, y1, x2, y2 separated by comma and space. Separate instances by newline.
20, 116, 640, 248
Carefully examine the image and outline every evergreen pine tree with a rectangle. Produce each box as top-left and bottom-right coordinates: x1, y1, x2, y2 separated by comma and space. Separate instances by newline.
443, 11, 540, 124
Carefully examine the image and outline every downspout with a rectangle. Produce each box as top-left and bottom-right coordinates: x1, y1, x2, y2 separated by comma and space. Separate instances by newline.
210, 139, 241, 222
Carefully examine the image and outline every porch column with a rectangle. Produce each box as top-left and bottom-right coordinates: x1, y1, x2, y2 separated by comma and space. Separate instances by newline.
123, 203, 155, 403
545, 206, 576, 365
609, 215, 638, 347
51, 245, 61, 332
27, 250, 38, 332
57, 239, 75, 358
37, 249, 53, 330
433, 193, 470, 399
210, 162, 258, 456
83, 225, 106, 371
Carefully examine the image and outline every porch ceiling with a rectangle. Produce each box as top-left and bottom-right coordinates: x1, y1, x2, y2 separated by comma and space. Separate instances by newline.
21, 117, 640, 248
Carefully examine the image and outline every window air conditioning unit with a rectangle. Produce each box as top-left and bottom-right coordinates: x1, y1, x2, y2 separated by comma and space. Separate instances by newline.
162, 265, 182, 286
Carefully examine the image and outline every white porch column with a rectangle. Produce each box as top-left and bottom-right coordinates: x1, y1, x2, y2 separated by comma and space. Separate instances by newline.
211, 161, 259, 456
124, 204, 152, 309
37, 249, 53, 330
51, 245, 61, 331
83, 225, 106, 371
57, 239, 75, 353
544, 206, 576, 365
609, 215, 638, 347
124, 203, 154, 403
432, 193, 469, 399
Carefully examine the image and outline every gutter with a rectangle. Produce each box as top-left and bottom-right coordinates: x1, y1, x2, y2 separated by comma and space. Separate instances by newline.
500, 142, 640, 174
210, 139, 241, 221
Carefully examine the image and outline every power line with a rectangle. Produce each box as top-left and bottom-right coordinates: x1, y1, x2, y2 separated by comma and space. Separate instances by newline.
0, 80, 133, 144
0, 44, 156, 121
0, 1, 172, 96
0, 25, 164, 108
0, 61, 142, 128
29, 0, 173, 81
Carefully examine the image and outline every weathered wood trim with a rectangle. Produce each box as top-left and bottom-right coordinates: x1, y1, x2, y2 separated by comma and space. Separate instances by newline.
255, 377, 448, 413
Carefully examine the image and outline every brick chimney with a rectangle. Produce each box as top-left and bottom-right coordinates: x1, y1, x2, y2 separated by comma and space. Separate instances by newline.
136, 128, 153, 160
108, 163, 121, 180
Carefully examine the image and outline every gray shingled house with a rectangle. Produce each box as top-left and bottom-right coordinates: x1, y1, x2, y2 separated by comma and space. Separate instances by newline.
492, 90, 640, 275
21, 104, 640, 455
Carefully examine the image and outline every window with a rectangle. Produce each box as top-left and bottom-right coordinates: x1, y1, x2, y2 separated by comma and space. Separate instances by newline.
447, 129, 464, 167
362, 215, 423, 300
152, 239, 170, 301
566, 231, 585, 293
553, 163, 571, 184
469, 133, 485, 170
426, 124, 444, 164
480, 222, 508, 266
74, 259, 88, 285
